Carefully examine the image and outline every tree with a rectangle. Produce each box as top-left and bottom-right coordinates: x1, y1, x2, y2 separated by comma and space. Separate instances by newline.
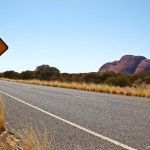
35, 65, 60, 80
2, 71, 20, 79
20, 70, 35, 79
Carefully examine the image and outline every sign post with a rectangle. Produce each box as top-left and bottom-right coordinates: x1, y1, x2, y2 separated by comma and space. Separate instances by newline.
0, 38, 8, 56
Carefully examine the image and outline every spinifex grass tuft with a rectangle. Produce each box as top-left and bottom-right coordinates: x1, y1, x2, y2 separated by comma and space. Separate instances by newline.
19, 126, 51, 150
0, 98, 5, 132
0, 99, 51, 150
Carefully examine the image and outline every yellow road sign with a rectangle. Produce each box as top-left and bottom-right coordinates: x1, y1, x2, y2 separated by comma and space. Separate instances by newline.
0, 38, 8, 56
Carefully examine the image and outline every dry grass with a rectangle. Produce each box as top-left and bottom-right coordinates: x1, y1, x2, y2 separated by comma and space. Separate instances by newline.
0, 98, 51, 150
1, 78, 150, 98
0, 98, 5, 133
0, 127, 51, 150
0, 133, 19, 150
19, 127, 51, 150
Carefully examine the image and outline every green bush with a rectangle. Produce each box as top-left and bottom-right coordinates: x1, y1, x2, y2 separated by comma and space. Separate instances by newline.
35, 65, 60, 80
99, 72, 117, 82
59, 73, 73, 82
82, 73, 102, 84
72, 73, 84, 83
2, 71, 20, 79
20, 71, 35, 80
105, 76, 132, 87
144, 76, 150, 84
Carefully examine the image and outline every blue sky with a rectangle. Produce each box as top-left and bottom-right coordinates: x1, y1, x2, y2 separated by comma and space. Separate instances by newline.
0, 0, 150, 73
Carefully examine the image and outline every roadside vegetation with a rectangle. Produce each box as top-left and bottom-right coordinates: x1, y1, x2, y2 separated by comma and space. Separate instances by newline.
0, 64, 150, 98
0, 98, 51, 150
0, 99, 5, 133
2, 79, 150, 98
19, 127, 51, 150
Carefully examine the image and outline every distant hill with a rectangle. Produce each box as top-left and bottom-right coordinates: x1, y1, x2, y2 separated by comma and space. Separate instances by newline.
98, 55, 150, 74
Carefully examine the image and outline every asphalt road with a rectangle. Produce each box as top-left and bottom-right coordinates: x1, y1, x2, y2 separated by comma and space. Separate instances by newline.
0, 80, 150, 150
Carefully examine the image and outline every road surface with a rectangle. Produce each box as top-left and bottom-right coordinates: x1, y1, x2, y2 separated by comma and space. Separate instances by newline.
0, 80, 150, 150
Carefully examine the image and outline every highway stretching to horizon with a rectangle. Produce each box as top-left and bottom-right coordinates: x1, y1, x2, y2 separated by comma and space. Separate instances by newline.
0, 80, 150, 150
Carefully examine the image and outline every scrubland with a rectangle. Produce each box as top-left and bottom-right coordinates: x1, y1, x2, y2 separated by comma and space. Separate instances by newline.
1, 65, 150, 98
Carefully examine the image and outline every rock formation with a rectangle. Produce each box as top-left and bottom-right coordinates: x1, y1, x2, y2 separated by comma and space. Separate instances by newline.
98, 55, 150, 74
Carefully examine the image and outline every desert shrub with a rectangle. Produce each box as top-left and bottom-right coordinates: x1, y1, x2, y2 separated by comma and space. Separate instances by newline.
35, 65, 60, 80
71, 73, 84, 83
0, 73, 3, 78
20, 71, 35, 80
105, 76, 132, 87
99, 72, 117, 82
81, 73, 102, 83
50, 73, 60, 81
2, 71, 20, 79
128, 74, 138, 83
144, 76, 150, 84
58, 73, 73, 82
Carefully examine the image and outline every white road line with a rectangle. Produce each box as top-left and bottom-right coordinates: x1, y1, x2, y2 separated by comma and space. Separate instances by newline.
0, 91, 137, 150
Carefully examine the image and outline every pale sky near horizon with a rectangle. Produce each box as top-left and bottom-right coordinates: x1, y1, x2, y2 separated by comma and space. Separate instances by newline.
0, 0, 150, 73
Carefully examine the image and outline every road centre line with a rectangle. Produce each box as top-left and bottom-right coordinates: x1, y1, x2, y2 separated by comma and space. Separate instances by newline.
0, 90, 137, 150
